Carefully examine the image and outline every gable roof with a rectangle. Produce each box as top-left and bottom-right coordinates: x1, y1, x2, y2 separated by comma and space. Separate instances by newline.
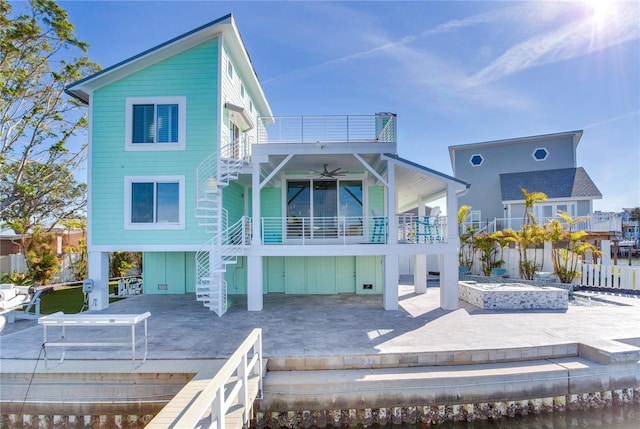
65, 14, 272, 117
500, 167, 602, 202
448, 130, 583, 166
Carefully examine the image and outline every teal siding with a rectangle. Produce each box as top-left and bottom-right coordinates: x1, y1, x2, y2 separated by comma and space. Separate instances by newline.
336, 256, 356, 293
261, 188, 282, 217
226, 256, 247, 295
368, 186, 384, 215
285, 257, 306, 294
143, 252, 188, 294
261, 187, 282, 243
223, 182, 245, 224
91, 39, 219, 246
264, 256, 285, 293
355, 256, 383, 294
272, 256, 380, 295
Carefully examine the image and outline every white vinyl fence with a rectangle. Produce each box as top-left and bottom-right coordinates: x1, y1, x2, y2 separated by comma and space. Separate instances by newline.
576, 264, 638, 291
1, 253, 79, 283
460, 248, 638, 291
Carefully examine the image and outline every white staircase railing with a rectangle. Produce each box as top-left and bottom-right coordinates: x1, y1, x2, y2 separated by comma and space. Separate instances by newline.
194, 141, 247, 315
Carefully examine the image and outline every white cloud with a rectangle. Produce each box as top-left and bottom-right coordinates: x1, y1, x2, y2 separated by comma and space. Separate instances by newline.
463, 2, 640, 88
583, 110, 640, 130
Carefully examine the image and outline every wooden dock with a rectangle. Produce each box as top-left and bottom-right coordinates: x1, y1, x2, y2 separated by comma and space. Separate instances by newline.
146, 328, 263, 429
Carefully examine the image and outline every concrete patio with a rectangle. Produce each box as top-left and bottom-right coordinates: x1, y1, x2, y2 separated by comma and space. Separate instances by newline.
2, 285, 640, 362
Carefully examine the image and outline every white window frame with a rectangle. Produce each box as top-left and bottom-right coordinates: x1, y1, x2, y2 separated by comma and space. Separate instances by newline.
125, 96, 186, 151
532, 147, 549, 161
124, 175, 185, 230
469, 153, 484, 167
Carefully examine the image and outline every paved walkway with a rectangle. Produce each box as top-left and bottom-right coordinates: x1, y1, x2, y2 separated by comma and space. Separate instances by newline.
2, 286, 640, 362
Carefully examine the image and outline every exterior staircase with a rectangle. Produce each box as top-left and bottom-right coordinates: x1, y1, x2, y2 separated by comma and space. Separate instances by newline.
194, 145, 247, 316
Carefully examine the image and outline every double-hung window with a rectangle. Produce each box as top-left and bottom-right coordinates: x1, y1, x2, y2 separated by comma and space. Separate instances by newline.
125, 97, 186, 150
125, 176, 185, 230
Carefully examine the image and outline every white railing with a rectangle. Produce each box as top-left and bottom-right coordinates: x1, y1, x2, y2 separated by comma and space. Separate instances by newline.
150, 328, 263, 429
261, 216, 384, 244
397, 215, 447, 243
224, 216, 251, 249
260, 215, 447, 245
220, 130, 254, 160
487, 215, 622, 233
257, 114, 397, 144
576, 263, 638, 290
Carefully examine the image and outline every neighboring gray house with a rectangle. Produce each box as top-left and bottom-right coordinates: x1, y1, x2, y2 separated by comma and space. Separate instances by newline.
449, 130, 604, 231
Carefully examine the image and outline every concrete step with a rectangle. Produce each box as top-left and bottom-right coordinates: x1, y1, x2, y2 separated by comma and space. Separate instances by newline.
266, 344, 579, 371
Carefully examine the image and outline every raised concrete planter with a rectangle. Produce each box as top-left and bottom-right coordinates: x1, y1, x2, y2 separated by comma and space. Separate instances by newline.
459, 280, 568, 310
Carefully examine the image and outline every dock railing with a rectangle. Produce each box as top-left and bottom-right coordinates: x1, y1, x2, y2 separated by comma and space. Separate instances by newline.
167, 328, 263, 429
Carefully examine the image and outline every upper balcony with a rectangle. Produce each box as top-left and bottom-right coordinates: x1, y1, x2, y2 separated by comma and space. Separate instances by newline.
257, 113, 397, 144
462, 213, 622, 235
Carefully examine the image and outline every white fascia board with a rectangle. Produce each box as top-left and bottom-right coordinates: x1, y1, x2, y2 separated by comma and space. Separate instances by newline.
66, 14, 272, 117
448, 130, 584, 158
89, 244, 204, 252
503, 196, 598, 205
252, 142, 397, 157
243, 243, 458, 257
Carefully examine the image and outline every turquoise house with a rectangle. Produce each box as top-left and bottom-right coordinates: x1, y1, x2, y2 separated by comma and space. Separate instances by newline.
66, 15, 469, 315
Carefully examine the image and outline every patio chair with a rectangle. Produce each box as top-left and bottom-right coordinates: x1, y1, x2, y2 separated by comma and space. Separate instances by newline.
416, 206, 441, 243
370, 208, 387, 243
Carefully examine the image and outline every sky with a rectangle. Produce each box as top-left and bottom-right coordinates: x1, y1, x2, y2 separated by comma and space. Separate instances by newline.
37, 0, 640, 212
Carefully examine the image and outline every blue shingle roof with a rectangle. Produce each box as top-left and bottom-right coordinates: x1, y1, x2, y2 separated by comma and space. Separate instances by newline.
500, 167, 602, 201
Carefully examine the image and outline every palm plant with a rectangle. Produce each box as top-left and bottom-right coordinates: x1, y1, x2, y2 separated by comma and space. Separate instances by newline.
548, 211, 600, 283
457, 205, 476, 272
503, 189, 548, 280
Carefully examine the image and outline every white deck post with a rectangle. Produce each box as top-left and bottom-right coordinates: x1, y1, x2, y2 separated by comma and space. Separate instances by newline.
440, 185, 460, 310
439, 252, 459, 310
251, 160, 261, 245
87, 251, 109, 310
383, 158, 399, 310
247, 256, 263, 311
414, 199, 427, 294
600, 240, 612, 265
383, 255, 399, 310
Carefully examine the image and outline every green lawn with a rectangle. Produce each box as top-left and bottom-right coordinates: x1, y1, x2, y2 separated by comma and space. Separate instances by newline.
39, 283, 123, 315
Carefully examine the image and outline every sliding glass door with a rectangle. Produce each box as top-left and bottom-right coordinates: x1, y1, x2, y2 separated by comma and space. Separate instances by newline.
286, 179, 363, 239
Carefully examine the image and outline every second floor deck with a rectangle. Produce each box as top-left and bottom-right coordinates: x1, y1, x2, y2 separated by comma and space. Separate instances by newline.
256, 114, 397, 145
226, 215, 449, 247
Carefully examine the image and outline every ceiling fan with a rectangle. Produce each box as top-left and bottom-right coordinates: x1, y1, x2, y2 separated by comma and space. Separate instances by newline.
310, 164, 349, 178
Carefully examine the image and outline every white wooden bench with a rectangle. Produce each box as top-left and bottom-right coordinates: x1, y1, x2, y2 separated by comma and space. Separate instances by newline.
38, 311, 151, 369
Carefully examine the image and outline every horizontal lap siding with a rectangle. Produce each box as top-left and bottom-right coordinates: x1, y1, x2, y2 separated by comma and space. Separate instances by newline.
223, 182, 245, 223
91, 39, 219, 246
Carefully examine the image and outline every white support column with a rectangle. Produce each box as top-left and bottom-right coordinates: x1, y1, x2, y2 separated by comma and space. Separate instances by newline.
543, 241, 553, 272
601, 240, 612, 265
383, 255, 399, 310
446, 186, 460, 245
386, 160, 397, 245
440, 185, 460, 310
247, 256, 263, 311
414, 199, 427, 294
251, 161, 261, 245
87, 251, 109, 310
439, 252, 459, 310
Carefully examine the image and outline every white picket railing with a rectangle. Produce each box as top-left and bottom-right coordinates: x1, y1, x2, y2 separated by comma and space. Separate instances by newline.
164, 328, 262, 428
576, 263, 638, 290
